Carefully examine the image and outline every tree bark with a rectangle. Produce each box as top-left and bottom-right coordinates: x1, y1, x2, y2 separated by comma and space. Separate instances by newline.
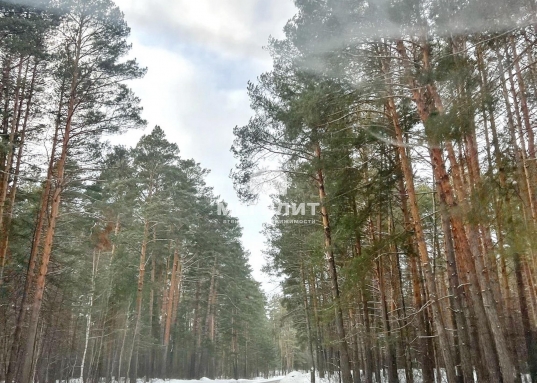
20, 32, 81, 380
314, 141, 353, 383
162, 245, 180, 377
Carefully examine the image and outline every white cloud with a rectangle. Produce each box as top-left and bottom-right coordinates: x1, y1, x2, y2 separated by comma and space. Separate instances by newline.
115, 0, 296, 60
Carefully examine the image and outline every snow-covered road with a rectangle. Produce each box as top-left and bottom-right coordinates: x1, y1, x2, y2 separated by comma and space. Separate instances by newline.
150, 372, 313, 383
150, 376, 285, 383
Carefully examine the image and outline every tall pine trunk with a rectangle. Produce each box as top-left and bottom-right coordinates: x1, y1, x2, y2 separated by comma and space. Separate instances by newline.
314, 142, 353, 383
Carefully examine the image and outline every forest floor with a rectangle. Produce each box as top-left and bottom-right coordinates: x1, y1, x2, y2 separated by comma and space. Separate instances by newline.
148, 370, 533, 383
149, 372, 312, 383
59, 369, 534, 383
145, 370, 418, 383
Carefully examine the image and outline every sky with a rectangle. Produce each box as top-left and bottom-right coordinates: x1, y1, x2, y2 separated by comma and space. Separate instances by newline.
111, 0, 297, 294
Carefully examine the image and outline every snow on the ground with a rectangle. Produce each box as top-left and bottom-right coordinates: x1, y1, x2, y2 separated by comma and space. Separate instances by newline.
277, 371, 313, 383
58, 376, 286, 383
149, 375, 285, 383
58, 369, 534, 383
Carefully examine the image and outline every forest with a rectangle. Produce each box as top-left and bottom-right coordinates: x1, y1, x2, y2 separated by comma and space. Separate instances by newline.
0, 0, 281, 382
231, 0, 537, 383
